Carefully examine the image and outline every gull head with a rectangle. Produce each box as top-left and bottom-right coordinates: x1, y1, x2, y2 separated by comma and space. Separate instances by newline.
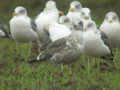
81, 8, 91, 20
85, 20, 97, 31
45, 0, 56, 10
59, 16, 73, 29
73, 20, 83, 30
105, 11, 119, 23
59, 16, 70, 24
69, 1, 82, 12
13, 6, 27, 16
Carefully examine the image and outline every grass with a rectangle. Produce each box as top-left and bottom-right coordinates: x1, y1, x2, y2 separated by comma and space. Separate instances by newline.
0, 0, 120, 89
0, 37, 120, 90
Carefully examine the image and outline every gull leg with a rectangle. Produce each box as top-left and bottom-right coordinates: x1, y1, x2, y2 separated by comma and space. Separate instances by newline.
113, 48, 118, 69
15, 42, 19, 56
14, 42, 23, 61
113, 48, 118, 63
31, 41, 40, 55
61, 64, 64, 71
87, 57, 90, 78
25, 42, 32, 62
28, 52, 42, 63
97, 58, 100, 71
37, 41, 41, 53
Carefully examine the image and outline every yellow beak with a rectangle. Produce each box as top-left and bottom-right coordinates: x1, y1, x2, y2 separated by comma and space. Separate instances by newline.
69, 8, 74, 12
84, 16, 89, 20
59, 11, 64, 16
108, 19, 112, 23
12, 12, 17, 16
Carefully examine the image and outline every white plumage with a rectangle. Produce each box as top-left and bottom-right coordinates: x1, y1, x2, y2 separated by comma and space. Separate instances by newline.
80, 7, 94, 34
29, 20, 84, 63
49, 23, 71, 42
10, 6, 38, 42
79, 8, 111, 58
67, 1, 82, 24
100, 11, 120, 48
35, 0, 59, 32
81, 8, 91, 19
83, 20, 113, 59
59, 16, 73, 30
35, 0, 61, 50
49, 16, 72, 42
84, 31, 110, 56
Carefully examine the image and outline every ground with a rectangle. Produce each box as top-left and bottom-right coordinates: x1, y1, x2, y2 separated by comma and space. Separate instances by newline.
0, 0, 120, 89
0, 38, 120, 90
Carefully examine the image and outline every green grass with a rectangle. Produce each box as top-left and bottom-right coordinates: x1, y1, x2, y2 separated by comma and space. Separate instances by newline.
0, 0, 120, 89
0, 38, 120, 90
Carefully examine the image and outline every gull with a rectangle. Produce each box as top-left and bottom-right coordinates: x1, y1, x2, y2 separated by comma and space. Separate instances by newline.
67, 1, 82, 24
81, 8, 91, 20
83, 20, 114, 60
35, 0, 63, 51
59, 15, 73, 30
0, 20, 9, 38
29, 20, 84, 64
35, 0, 59, 30
9, 6, 39, 59
80, 8, 92, 28
10, 6, 39, 42
100, 11, 120, 48
49, 16, 72, 42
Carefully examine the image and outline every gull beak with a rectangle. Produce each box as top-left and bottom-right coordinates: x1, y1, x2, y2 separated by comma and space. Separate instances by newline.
69, 8, 74, 12
12, 12, 17, 16
84, 16, 89, 20
108, 19, 112, 23
59, 11, 64, 17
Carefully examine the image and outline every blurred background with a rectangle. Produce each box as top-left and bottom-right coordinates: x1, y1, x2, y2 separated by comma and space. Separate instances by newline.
0, 0, 120, 24
0, 1, 120, 89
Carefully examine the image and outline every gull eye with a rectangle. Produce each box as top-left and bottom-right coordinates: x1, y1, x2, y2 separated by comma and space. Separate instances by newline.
81, 12, 85, 16
87, 23, 93, 28
75, 4, 80, 8
64, 18, 69, 23
19, 9, 25, 14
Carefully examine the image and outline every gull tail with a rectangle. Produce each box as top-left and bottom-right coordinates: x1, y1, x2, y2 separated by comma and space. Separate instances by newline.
101, 53, 114, 61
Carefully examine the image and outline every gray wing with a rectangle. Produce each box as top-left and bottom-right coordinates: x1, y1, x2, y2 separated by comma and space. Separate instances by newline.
30, 19, 52, 51
30, 19, 38, 32
49, 46, 81, 64
47, 38, 66, 49
100, 31, 110, 48
100, 31, 114, 59
40, 37, 82, 63
39, 38, 67, 60
39, 29, 52, 51
0, 20, 9, 37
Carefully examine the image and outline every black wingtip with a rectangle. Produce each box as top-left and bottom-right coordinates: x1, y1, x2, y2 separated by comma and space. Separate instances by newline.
101, 54, 114, 62
0, 24, 10, 39
28, 58, 46, 64
28, 58, 40, 64
1, 34, 11, 39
